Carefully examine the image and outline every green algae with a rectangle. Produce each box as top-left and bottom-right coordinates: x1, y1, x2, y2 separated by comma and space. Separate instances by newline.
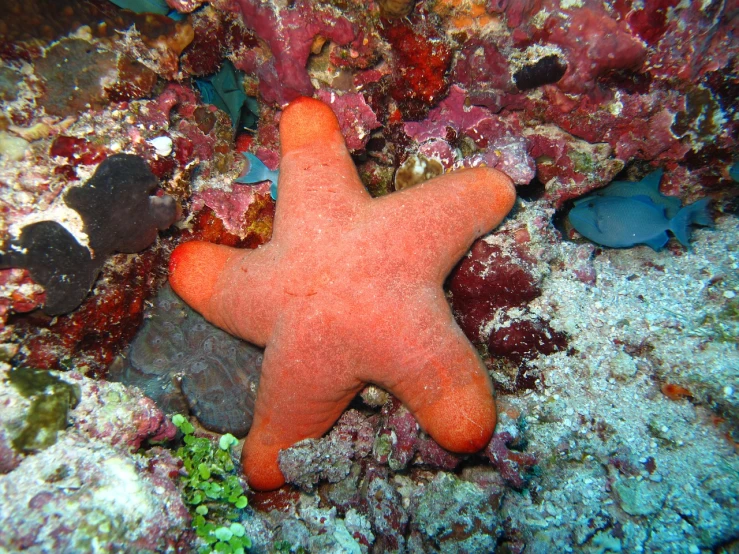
7, 367, 80, 453
569, 149, 596, 174
171, 415, 251, 554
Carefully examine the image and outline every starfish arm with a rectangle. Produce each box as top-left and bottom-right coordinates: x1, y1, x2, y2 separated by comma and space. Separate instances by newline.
360, 288, 496, 454
273, 97, 371, 242
366, 167, 516, 283
241, 306, 365, 490
168, 240, 278, 346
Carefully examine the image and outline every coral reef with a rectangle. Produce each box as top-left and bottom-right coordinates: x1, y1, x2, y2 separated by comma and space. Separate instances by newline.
0, 0, 736, 551
11, 245, 170, 375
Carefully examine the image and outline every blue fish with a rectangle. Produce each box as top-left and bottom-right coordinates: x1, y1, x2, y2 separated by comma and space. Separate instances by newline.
730, 162, 739, 182
108, 0, 185, 19
569, 194, 712, 250
235, 153, 278, 200
578, 169, 682, 219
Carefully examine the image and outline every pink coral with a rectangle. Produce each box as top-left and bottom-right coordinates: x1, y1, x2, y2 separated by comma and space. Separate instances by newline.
230, 0, 357, 104
315, 90, 381, 152
191, 183, 271, 237
538, 8, 646, 94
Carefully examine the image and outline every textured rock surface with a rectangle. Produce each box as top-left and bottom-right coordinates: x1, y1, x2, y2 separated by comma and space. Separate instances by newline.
0, 363, 189, 551
0, 435, 190, 553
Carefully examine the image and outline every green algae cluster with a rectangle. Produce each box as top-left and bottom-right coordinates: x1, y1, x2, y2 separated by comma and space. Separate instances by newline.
171, 414, 251, 554
7, 367, 80, 453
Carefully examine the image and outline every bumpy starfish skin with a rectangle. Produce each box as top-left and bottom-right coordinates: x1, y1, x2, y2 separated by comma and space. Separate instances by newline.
169, 97, 516, 490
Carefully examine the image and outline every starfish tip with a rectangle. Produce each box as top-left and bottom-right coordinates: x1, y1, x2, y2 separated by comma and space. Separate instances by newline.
280, 96, 341, 153
169, 241, 235, 317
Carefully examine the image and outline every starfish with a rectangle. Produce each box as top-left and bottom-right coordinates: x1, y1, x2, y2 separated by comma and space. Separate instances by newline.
169, 97, 516, 490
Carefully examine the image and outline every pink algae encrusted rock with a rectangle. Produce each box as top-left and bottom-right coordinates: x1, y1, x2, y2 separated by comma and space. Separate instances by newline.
404, 86, 535, 184
481, 406, 537, 489
276, 394, 539, 492
138, 84, 222, 164
0, 434, 190, 553
66, 373, 177, 451
140, 83, 200, 128
537, 87, 688, 163
230, 0, 358, 104
191, 182, 272, 237
404, 85, 504, 143
278, 410, 374, 490
315, 90, 381, 152
538, 8, 647, 94
484, 431, 537, 489
523, 124, 624, 207
463, 135, 535, 186
624, 0, 738, 81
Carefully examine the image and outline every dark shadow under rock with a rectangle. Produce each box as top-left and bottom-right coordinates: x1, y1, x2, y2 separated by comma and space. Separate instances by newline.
108, 284, 261, 437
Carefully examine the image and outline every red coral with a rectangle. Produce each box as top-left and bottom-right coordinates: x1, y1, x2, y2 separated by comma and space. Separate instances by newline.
487, 317, 567, 364
381, 20, 452, 117
448, 240, 540, 343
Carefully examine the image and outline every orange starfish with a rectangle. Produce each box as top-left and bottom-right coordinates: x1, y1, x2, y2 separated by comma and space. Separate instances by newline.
169, 97, 516, 490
